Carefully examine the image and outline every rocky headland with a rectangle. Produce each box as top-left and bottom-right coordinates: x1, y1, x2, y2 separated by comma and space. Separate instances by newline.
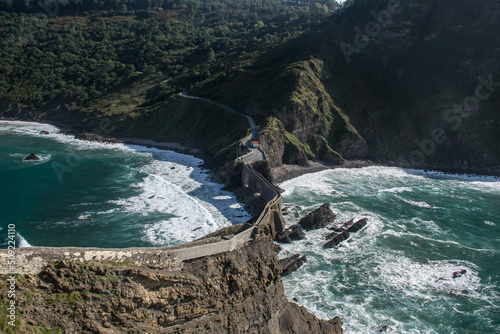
0, 161, 342, 333
0, 235, 341, 333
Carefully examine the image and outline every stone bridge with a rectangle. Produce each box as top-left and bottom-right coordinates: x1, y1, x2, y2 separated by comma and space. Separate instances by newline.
241, 162, 284, 238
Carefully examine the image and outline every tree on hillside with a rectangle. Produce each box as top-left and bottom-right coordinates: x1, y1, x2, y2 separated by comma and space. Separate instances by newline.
207, 47, 215, 63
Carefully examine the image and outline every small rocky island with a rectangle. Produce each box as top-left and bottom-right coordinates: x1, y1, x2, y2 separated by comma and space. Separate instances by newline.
24, 153, 40, 161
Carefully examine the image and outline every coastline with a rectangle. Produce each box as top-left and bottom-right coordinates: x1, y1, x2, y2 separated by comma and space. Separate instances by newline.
3, 118, 498, 333
0, 118, 344, 333
272, 159, 500, 185
0, 116, 208, 161
0, 118, 254, 247
3, 116, 500, 186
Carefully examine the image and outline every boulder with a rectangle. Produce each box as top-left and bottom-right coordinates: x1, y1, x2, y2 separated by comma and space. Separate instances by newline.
325, 231, 337, 240
280, 254, 307, 276
298, 203, 336, 231
323, 230, 350, 249
39, 130, 50, 135
24, 153, 40, 161
326, 219, 354, 238
346, 218, 368, 233
275, 225, 305, 243
452, 269, 467, 279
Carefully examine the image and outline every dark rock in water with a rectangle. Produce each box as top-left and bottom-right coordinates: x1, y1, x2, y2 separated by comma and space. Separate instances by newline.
323, 230, 350, 249
327, 219, 353, 232
378, 325, 388, 332
452, 269, 467, 279
346, 218, 368, 233
325, 230, 338, 240
24, 153, 40, 161
324, 218, 367, 245
298, 203, 336, 231
275, 225, 305, 243
281, 254, 307, 276
39, 130, 50, 135
171, 166, 176, 169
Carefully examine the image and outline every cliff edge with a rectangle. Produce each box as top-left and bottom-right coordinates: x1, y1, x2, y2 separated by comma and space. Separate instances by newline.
0, 235, 341, 333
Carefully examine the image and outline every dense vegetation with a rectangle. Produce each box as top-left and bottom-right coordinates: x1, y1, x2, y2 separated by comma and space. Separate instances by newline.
0, 0, 339, 108
2, 0, 498, 172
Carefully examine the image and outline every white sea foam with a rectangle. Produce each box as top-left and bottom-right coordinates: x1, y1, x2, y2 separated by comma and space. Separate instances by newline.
405, 167, 500, 183
0, 120, 137, 153
2, 120, 251, 246
213, 195, 233, 200
278, 165, 500, 333
0, 120, 61, 136
17, 233, 32, 247
409, 217, 442, 234
77, 213, 94, 220
377, 186, 413, 194
399, 197, 434, 208
373, 254, 482, 298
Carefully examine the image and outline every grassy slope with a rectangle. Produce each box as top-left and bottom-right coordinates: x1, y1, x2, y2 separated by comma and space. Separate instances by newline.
1, 0, 498, 170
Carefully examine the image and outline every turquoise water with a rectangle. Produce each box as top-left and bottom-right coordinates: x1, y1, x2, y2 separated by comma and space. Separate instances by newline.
2, 121, 499, 333
0, 121, 250, 248
279, 167, 500, 333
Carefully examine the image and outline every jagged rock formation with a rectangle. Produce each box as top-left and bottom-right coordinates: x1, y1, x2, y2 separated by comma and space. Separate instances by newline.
0, 162, 341, 333
324, 218, 368, 249
298, 203, 336, 231
346, 218, 368, 233
204, 0, 500, 173
275, 225, 306, 243
324, 230, 350, 249
276, 203, 335, 243
280, 254, 308, 276
0, 236, 341, 334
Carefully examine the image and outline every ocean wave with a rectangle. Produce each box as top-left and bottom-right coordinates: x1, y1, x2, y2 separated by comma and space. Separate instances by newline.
18, 233, 32, 247
377, 186, 413, 194
399, 197, 434, 208
279, 165, 500, 333
373, 255, 482, 298
0, 120, 61, 136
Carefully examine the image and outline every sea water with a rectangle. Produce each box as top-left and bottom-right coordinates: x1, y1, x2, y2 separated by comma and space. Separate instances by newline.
0, 120, 250, 248
279, 167, 500, 333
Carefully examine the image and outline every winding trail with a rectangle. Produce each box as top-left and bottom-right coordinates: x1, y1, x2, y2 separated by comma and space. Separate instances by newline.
179, 93, 265, 162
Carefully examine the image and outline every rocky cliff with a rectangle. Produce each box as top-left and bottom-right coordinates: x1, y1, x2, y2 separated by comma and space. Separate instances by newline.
2, 0, 498, 174
320, 0, 500, 173
198, 0, 500, 173
0, 235, 341, 333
